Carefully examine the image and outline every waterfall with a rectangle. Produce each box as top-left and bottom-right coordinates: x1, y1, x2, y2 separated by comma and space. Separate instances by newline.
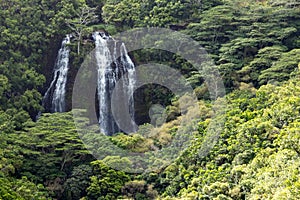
42, 35, 71, 113
93, 32, 136, 135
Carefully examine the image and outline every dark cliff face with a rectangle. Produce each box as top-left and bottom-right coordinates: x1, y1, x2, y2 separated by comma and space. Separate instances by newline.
39, 35, 63, 114
65, 39, 95, 112
41, 36, 63, 93
65, 50, 78, 113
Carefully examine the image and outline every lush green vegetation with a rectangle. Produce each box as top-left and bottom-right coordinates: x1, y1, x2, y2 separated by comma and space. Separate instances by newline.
1, 0, 300, 199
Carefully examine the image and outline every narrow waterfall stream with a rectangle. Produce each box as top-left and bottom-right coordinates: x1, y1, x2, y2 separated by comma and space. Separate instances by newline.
42, 35, 71, 113
93, 32, 136, 135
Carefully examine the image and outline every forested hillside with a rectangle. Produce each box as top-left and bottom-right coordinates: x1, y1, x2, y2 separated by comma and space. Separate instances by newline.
0, 0, 300, 199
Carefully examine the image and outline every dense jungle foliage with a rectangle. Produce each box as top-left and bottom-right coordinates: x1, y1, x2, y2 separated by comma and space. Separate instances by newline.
0, 0, 300, 199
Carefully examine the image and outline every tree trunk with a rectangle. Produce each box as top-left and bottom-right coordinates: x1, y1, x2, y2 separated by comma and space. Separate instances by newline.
77, 40, 80, 55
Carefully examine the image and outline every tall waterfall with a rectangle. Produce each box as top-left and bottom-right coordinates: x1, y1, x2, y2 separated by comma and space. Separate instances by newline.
93, 32, 136, 135
42, 35, 71, 113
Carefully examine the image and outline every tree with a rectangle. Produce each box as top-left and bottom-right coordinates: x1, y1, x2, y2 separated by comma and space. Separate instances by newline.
237, 45, 287, 87
11, 112, 90, 198
240, 149, 300, 199
86, 160, 130, 200
64, 164, 93, 200
0, 176, 50, 200
258, 49, 300, 85
185, 4, 239, 55
121, 180, 158, 200
66, 5, 97, 54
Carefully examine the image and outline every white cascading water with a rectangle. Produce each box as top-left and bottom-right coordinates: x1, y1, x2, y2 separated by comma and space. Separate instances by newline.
43, 35, 71, 113
120, 43, 136, 122
93, 32, 136, 135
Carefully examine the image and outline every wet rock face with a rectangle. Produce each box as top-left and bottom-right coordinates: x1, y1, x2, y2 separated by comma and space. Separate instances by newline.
42, 35, 71, 113
92, 31, 137, 135
41, 36, 62, 93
